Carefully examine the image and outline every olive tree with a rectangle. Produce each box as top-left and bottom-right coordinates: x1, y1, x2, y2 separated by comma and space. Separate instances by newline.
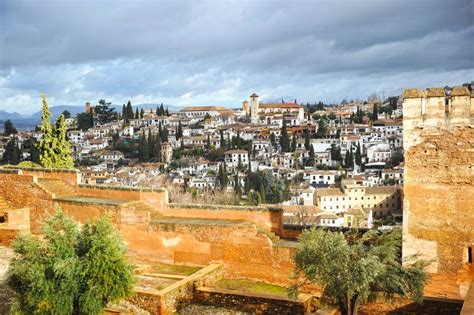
291, 228, 428, 315
7, 211, 134, 314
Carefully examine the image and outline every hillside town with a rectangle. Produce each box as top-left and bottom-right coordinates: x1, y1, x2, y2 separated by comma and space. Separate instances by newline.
0, 91, 408, 230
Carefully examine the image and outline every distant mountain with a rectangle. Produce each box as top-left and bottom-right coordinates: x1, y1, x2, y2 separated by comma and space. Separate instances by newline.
0, 103, 182, 130
0, 110, 23, 120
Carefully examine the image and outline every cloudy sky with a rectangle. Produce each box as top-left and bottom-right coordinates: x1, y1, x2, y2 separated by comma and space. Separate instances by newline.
0, 0, 473, 114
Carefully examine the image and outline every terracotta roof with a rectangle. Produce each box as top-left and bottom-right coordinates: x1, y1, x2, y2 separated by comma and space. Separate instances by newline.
365, 186, 399, 195
450, 86, 470, 97
180, 106, 229, 112
260, 102, 303, 109
426, 88, 445, 97
403, 89, 424, 99
224, 149, 248, 154
316, 188, 344, 196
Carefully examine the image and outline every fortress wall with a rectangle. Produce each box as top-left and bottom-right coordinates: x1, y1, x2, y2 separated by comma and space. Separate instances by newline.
0, 171, 55, 233
402, 87, 474, 298
7, 167, 81, 188
166, 204, 283, 234
120, 222, 296, 286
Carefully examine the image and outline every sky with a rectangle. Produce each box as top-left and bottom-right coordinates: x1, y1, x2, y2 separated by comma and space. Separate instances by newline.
0, 0, 473, 115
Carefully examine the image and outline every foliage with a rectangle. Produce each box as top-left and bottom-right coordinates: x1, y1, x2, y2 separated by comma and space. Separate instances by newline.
53, 115, 75, 169
3, 119, 17, 136
77, 112, 94, 131
95, 99, 116, 125
2, 137, 22, 164
18, 161, 41, 168
35, 97, 75, 169
7, 211, 134, 315
62, 110, 71, 119
291, 229, 428, 315
280, 120, 290, 152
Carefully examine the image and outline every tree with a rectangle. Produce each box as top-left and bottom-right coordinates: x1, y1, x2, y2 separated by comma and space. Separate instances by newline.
134, 108, 139, 119
7, 210, 134, 315
4, 119, 17, 136
292, 229, 428, 315
280, 120, 290, 152
371, 104, 378, 121
77, 112, 94, 131
159, 103, 165, 116
95, 99, 116, 125
176, 121, 183, 140
53, 114, 75, 169
291, 134, 297, 152
138, 135, 149, 162
62, 110, 71, 119
140, 108, 145, 119
304, 130, 311, 151
308, 145, 315, 166
37, 96, 56, 168
126, 101, 134, 120
316, 119, 327, 138
344, 147, 354, 169
218, 163, 228, 190
154, 134, 162, 162
161, 125, 169, 143
355, 143, 362, 166
2, 137, 22, 164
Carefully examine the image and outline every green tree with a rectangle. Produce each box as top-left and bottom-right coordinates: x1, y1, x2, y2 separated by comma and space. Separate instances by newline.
95, 99, 116, 125
126, 101, 134, 120
159, 103, 165, 116
316, 119, 327, 138
140, 108, 145, 119
355, 143, 362, 166
154, 134, 162, 162
304, 130, 311, 151
2, 137, 22, 164
371, 104, 378, 121
138, 135, 149, 162
4, 119, 18, 136
291, 134, 297, 152
280, 120, 290, 152
7, 211, 134, 315
134, 108, 139, 119
218, 163, 228, 190
292, 229, 428, 315
308, 145, 315, 166
161, 125, 169, 143
37, 96, 57, 168
62, 110, 71, 119
77, 112, 94, 131
53, 114, 75, 169
176, 121, 183, 140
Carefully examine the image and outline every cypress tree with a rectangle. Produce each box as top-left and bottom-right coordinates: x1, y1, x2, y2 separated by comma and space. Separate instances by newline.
280, 120, 290, 152
234, 174, 241, 195
309, 145, 315, 166
135, 108, 139, 119
53, 115, 74, 169
159, 103, 165, 116
258, 181, 266, 203
122, 104, 126, 118
291, 134, 297, 152
140, 108, 145, 119
37, 96, 57, 168
2, 137, 22, 164
371, 104, 378, 121
165, 107, 170, 116
161, 126, 169, 143
206, 134, 211, 151
148, 130, 155, 159
4, 120, 17, 136
176, 121, 183, 140
155, 135, 162, 162
126, 101, 134, 119
304, 130, 310, 151
355, 143, 362, 166
220, 130, 226, 149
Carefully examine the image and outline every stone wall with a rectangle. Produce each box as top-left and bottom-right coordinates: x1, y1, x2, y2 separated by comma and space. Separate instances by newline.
0, 170, 54, 233
402, 87, 474, 299
166, 203, 283, 234
0, 208, 30, 246
120, 220, 296, 286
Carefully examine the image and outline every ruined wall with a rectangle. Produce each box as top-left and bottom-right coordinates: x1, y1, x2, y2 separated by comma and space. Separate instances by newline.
166, 204, 283, 234
4, 166, 81, 190
0, 208, 30, 246
402, 87, 474, 296
0, 170, 55, 233
120, 221, 296, 286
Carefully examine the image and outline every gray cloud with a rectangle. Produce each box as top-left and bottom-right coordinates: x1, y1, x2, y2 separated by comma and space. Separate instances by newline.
0, 0, 473, 114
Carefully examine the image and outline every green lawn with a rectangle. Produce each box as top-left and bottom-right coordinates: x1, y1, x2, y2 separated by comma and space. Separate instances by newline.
214, 278, 289, 297
148, 263, 202, 276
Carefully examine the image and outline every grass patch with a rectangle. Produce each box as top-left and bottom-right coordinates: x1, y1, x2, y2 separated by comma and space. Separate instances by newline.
214, 278, 289, 297
148, 263, 202, 276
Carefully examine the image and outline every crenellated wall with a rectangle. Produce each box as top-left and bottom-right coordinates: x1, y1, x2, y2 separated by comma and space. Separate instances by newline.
402, 86, 474, 299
